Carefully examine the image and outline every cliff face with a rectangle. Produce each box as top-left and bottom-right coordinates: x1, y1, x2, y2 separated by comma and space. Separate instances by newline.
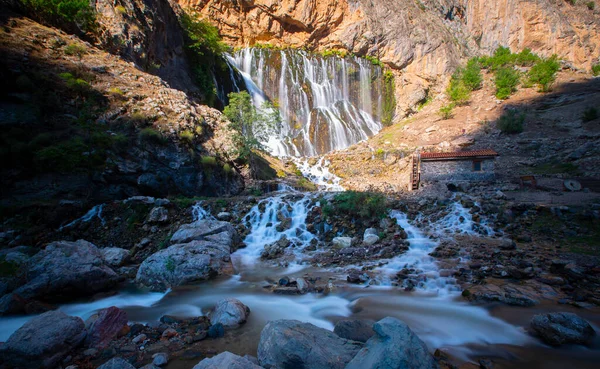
176, 0, 600, 115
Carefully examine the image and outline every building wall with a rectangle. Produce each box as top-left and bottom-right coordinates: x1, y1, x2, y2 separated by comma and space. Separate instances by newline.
420, 158, 495, 182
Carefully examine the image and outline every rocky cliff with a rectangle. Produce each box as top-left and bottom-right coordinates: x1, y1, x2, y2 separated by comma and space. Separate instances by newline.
177, 0, 600, 115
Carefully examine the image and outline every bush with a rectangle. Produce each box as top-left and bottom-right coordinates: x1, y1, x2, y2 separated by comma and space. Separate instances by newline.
581, 107, 598, 122
22, 0, 97, 34
200, 156, 218, 166
447, 76, 471, 105
108, 87, 124, 96
34, 137, 89, 171
587, 1, 596, 10
592, 63, 600, 76
528, 55, 560, 92
64, 43, 87, 58
496, 110, 525, 133
439, 104, 455, 120
515, 48, 541, 67
329, 191, 388, 219
462, 58, 483, 91
139, 127, 166, 145
494, 67, 520, 99
179, 130, 194, 143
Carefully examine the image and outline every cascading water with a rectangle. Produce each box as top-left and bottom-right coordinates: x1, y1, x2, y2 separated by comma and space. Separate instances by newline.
294, 157, 344, 191
227, 48, 389, 157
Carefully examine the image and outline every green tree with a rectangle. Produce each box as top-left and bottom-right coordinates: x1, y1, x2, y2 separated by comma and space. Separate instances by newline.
223, 92, 280, 174
22, 0, 97, 34
462, 58, 483, 91
528, 55, 560, 92
494, 67, 520, 99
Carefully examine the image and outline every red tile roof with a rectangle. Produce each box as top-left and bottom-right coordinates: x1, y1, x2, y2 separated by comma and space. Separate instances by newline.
420, 149, 498, 160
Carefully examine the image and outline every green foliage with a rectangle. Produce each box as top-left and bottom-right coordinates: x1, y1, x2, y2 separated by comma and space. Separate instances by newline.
592, 63, 600, 76
180, 12, 228, 105
297, 178, 317, 191
439, 103, 455, 120
200, 156, 218, 166
139, 127, 167, 145
223, 163, 233, 174
165, 256, 176, 272
494, 67, 520, 99
329, 191, 388, 219
170, 196, 206, 208
34, 137, 89, 171
115, 5, 127, 14
587, 1, 596, 9
480, 47, 540, 70
582, 106, 598, 122
22, 0, 97, 34
381, 70, 396, 126
364, 55, 384, 67
528, 55, 560, 92
64, 43, 87, 58
446, 75, 471, 105
108, 87, 124, 97
566, 0, 576, 5
59, 72, 90, 93
178, 129, 194, 143
446, 58, 482, 105
223, 91, 280, 160
496, 109, 525, 133
515, 48, 541, 66
462, 58, 483, 91
320, 49, 349, 58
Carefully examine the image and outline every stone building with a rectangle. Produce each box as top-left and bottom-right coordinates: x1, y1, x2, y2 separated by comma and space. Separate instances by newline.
412, 149, 498, 188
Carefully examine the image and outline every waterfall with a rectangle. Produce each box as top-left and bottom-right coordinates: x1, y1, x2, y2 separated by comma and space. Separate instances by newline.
227, 48, 387, 157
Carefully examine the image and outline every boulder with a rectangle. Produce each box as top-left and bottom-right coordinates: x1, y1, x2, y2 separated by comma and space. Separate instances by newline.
217, 212, 232, 221
147, 206, 169, 223
530, 312, 596, 346
0, 240, 119, 315
345, 317, 438, 369
85, 306, 128, 349
97, 357, 136, 369
136, 240, 233, 291
257, 320, 362, 369
261, 236, 291, 259
101, 247, 130, 267
0, 310, 86, 369
193, 351, 263, 369
333, 319, 375, 343
210, 298, 250, 327
332, 237, 352, 248
170, 220, 239, 246
152, 352, 169, 366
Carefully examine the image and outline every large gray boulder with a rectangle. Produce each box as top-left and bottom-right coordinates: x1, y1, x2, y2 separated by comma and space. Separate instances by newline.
345, 317, 438, 369
210, 298, 250, 327
101, 247, 130, 267
97, 357, 136, 369
257, 320, 362, 369
333, 319, 375, 343
136, 240, 233, 291
193, 351, 263, 369
0, 310, 86, 368
0, 240, 119, 315
170, 220, 239, 247
530, 312, 596, 346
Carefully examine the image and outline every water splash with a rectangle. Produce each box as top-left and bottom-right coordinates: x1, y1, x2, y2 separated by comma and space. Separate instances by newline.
191, 201, 214, 221
294, 157, 344, 191
57, 204, 105, 231
430, 200, 495, 237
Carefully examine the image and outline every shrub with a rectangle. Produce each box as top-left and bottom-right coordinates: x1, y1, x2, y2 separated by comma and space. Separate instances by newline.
528, 55, 560, 92
496, 110, 525, 133
200, 156, 218, 166
480, 46, 514, 71
64, 43, 87, 58
179, 130, 194, 143
139, 127, 166, 145
515, 48, 541, 67
22, 0, 97, 34
108, 87, 124, 96
447, 75, 471, 105
59, 72, 90, 94
592, 63, 600, 76
223, 163, 233, 174
330, 191, 388, 219
462, 58, 483, 90
439, 104, 455, 120
115, 5, 127, 14
34, 137, 89, 171
494, 67, 520, 99
581, 107, 598, 122
587, 1, 596, 10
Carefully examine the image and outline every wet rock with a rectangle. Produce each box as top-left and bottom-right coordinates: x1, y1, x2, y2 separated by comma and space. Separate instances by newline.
333, 319, 375, 343
257, 319, 362, 369
147, 207, 169, 224
136, 240, 233, 291
0, 240, 119, 315
346, 317, 438, 369
347, 270, 369, 284
207, 323, 225, 338
530, 312, 596, 346
97, 357, 136, 369
0, 310, 86, 369
363, 228, 380, 245
295, 277, 310, 293
498, 239, 517, 250
132, 333, 147, 344
278, 276, 290, 286
272, 286, 300, 295
85, 306, 128, 349
170, 220, 239, 247
162, 328, 177, 338
192, 351, 263, 369
209, 298, 250, 327
275, 217, 292, 232
332, 237, 352, 248
217, 212, 232, 221
152, 352, 169, 366
101, 247, 130, 267
261, 236, 291, 259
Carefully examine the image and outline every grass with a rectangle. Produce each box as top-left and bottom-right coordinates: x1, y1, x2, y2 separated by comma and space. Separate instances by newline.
297, 177, 317, 191
64, 43, 87, 58
531, 213, 600, 256
170, 196, 206, 208
323, 191, 388, 219
139, 127, 167, 145
439, 104, 455, 120
179, 129, 194, 143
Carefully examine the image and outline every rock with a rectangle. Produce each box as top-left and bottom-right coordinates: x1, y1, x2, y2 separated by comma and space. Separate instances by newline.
170, 220, 239, 246
332, 237, 352, 248
347, 270, 369, 284
0, 310, 86, 369
261, 236, 291, 259
101, 247, 130, 267
295, 277, 310, 293
363, 234, 380, 246
257, 320, 362, 369
97, 357, 136, 369
135, 240, 233, 291
209, 298, 250, 327
0, 240, 119, 315
498, 239, 517, 250
152, 352, 169, 366
132, 333, 147, 344
147, 206, 169, 223
333, 319, 375, 343
530, 312, 596, 346
162, 328, 178, 338
346, 317, 438, 369
208, 323, 225, 338
217, 212, 232, 221
85, 306, 128, 349
193, 351, 263, 369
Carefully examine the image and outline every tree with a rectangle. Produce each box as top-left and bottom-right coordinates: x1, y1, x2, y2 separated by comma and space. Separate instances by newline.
223, 91, 280, 174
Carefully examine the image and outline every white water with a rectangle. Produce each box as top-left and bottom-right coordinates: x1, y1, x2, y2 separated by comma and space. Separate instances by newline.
57, 204, 105, 231
227, 48, 384, 157
431, 201, 495, 236
294, 157, 344, 191
191, 201, 214, 221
